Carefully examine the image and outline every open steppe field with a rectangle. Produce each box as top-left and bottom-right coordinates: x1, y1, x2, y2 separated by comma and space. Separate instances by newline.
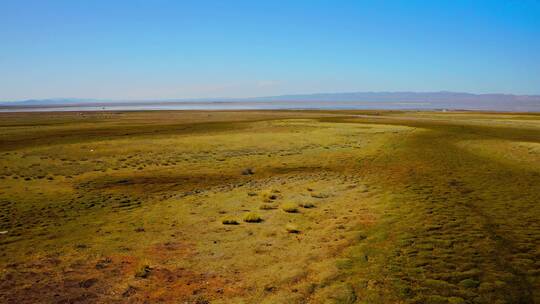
0, 110, 539, 304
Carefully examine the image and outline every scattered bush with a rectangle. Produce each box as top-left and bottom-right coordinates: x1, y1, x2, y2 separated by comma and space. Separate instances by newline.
459, 278, 480, 288
135, 262, 151, 278
281, 202, 299, 213
300, 202, 315, 208
424, 279, 455, 290
261, 190, 279, 202
78, 278, 98, 289
259, 204, 276, 210
285, 223, 300, 233
241, 168, 254, 175
356, 232, 368, 241
122, 285, 138, 298
192, 295, 210, 304
448, 297, 466, 304
421, 295, 454, 304
243, 212, 263, 223
222, 218, 239, 225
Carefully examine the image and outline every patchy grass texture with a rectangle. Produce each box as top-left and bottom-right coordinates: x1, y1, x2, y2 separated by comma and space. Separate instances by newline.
0, 110, 539, 303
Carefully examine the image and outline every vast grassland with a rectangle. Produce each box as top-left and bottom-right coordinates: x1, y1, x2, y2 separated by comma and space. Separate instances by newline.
0, 110, 539, 303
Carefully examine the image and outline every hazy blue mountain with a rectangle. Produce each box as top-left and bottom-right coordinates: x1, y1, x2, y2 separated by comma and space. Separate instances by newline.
0, 98, 102, 106
251, 91, 540, 103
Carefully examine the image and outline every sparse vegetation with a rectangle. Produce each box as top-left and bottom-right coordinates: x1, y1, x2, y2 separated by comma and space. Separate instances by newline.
281, 202, 299, 213
261, 189, 280, 202
311, 192, 329, 199
241, 168, 254, 175
242, 212, 263, 223
221, 218, 239, 225
285, 223, 300, 233
259, 203, 276, 210
135, 261, 152, 278
1, 110, 539, 303
300, 202, 315, 208
459, 279, 480, 288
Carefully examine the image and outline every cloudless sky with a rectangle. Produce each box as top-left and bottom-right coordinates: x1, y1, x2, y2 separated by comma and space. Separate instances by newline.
1, 0, 539, 100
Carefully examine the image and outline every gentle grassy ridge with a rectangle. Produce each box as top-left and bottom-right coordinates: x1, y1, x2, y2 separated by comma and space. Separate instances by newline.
325, 115, 540, 303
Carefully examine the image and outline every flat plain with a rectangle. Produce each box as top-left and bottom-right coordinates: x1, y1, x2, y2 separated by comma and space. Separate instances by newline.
0, 110, 539, 303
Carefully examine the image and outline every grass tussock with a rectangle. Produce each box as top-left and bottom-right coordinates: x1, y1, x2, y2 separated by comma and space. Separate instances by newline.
285, 223, 300, 233
222, 218, 239, 225
459, 279, 480, 288
261, 189, 280, 202
300, 202, 315, 208
134, 260, 152, 278
243, 212, 263, 223
281, 202, 299, 213
259, 203, 277, 210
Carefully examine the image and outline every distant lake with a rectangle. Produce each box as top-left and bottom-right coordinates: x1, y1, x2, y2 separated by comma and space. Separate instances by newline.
1, 101, 539, 112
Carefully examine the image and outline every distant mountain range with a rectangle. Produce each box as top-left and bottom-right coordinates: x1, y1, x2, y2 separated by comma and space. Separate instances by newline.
1, 91, 540, 111
252, 91, 540, 103
0, 98, 112, 106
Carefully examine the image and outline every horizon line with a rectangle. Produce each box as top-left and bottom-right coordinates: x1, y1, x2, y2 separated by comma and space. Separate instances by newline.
3, 90, 540, 103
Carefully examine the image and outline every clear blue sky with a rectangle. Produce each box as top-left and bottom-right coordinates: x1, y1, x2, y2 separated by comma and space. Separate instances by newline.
1, 0, 539, 100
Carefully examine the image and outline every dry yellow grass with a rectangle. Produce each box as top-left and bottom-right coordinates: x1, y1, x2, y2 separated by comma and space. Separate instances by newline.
0, 110, 538, 303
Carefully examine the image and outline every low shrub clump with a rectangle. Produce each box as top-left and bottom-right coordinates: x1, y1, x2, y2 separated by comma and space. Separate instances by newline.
222, 218, 239, 225
311, 192, 329, 199
243, 212, 263, 223
281, 202, 299, 213
459, 279, 480, 288
285, 223, 300, 233
259, 204, 277, 210
135, 261, 152, 278
241, 168, 254, 175
261, 189, 280, 202
300, 202, 315, 208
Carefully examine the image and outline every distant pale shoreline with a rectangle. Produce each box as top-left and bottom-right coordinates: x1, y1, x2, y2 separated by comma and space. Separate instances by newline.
0, 100, 539, 113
